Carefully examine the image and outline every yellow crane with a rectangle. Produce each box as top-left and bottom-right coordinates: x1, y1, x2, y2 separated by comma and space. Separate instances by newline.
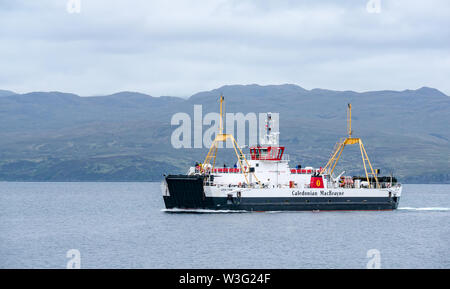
320, 104, 379, 188
201, 95, 261, 186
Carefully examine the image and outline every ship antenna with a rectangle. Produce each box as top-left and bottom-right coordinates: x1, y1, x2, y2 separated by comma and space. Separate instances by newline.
347, 103, 352, 138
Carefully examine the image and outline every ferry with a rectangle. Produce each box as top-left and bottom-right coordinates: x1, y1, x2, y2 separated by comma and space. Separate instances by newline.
162, 96, 402, 211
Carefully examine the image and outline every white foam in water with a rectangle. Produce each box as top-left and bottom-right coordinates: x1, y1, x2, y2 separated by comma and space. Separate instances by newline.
398, 207, 450, 211
161, 208, 249, 213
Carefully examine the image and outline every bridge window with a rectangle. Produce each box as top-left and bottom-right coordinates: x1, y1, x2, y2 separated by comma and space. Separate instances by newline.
249, 146, 285, 160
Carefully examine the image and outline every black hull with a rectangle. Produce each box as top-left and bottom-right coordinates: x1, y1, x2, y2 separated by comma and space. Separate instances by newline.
163, 175, 400, 211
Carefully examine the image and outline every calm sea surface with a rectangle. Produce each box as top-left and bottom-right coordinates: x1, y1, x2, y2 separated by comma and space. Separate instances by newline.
0, 182, 448, 268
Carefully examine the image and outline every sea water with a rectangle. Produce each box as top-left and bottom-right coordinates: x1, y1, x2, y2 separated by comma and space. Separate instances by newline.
0, 183, 448, 268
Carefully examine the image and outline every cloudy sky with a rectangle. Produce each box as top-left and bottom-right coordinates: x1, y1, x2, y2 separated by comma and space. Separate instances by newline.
0, 0, 449, 96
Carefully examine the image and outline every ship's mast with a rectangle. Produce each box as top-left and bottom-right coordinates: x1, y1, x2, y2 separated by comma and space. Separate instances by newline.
347, 103, 352, 138
202, 95, 261, 187
320, 103, 379, 188
260, 112, 279, 146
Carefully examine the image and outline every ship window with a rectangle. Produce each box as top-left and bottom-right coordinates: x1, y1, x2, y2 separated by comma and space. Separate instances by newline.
256, 163, 259, 167
305, 200, 309, 203
328, 200, 331, 203
260, 148, 268, 158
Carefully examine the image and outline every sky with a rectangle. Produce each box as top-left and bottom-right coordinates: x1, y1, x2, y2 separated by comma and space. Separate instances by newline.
0, 0, 449, 96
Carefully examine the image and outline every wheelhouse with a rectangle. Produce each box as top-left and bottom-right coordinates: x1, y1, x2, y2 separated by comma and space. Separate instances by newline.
249, 146, 285, 161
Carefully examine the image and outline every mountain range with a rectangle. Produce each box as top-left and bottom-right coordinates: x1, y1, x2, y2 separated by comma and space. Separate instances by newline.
0, 84, 448, 183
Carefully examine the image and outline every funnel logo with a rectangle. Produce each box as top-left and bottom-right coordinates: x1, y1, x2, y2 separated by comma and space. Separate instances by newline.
310, 176, 324, 188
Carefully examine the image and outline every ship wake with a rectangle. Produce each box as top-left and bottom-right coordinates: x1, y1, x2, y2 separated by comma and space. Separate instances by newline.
161, 208, 249, 214
398, 207, 449, 212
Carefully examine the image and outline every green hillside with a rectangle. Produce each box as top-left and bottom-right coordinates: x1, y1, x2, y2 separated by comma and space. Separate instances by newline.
0, 84, 448, 183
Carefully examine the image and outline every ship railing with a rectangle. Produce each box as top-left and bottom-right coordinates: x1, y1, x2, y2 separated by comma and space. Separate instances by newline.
211, 168, 243, 174
290, 168, 322, 174
326, 180, 397, 189
244, 154, 290, 161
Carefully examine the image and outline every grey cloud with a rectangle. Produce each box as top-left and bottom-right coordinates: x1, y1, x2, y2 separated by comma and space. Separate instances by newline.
0, 0, 449, 96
